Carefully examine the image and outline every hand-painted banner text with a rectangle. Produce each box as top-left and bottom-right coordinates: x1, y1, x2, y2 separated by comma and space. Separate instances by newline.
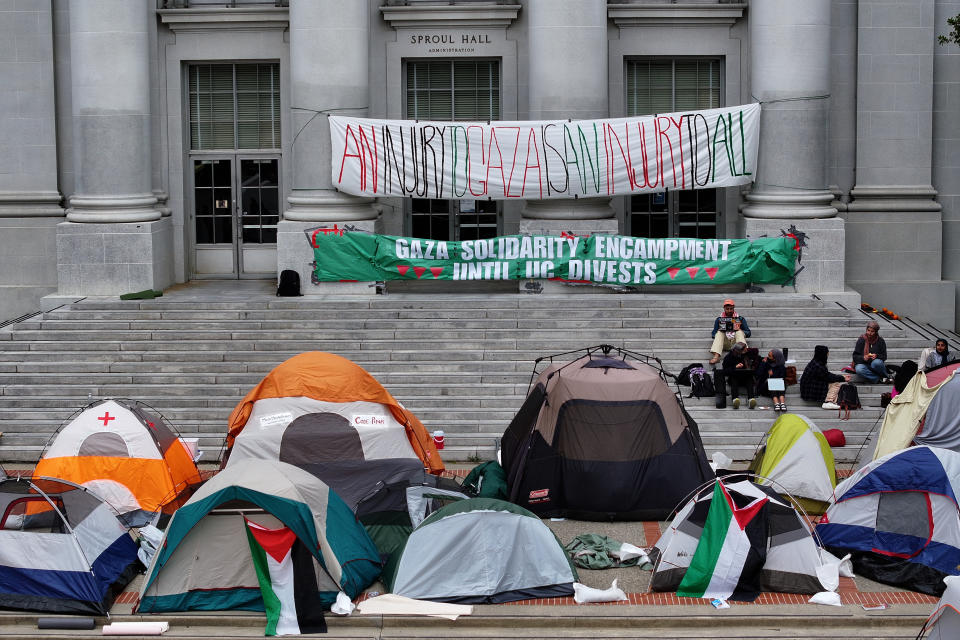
329, 104, 760, 200
310, 229, 796, 286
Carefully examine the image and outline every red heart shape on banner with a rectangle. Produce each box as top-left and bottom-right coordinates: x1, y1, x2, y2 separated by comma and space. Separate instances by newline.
686, 267, 699, 279
430, 267, 443, 278
705, 267, 719, 280
667, 267, 680, 279
413, 266, 427, 279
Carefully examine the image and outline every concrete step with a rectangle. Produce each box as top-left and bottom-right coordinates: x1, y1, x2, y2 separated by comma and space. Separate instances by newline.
0, 291, 929, 465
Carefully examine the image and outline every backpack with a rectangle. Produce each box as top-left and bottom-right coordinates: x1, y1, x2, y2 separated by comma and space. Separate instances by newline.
836, 383, 861, 420
461, 461, 508, 500
784, 365, 798, 386
277, 269, 301, 297
677, 363, 704, 386
713, 368, 727, 409
689, 367, 715, 399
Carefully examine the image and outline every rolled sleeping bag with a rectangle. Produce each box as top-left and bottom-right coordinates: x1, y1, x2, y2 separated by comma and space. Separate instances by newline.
37, 617, 96, 630
102, 621, 170, 635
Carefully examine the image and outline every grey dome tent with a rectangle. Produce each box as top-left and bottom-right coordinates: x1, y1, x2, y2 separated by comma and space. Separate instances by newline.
382, 498, 577, 603
501, 345, 713, 520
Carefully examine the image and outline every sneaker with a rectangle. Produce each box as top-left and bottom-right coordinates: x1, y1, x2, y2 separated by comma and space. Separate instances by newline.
822, 401, 841, 410
749, 398, 757, 410
732, 397, 741, 409
780, 405, 788, 413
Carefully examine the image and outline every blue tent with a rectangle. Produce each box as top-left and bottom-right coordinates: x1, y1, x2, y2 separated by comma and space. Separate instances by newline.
816, 446, 960, 596
0, 476, 140, 614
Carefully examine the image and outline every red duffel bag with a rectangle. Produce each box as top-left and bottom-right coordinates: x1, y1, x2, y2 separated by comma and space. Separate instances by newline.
822, 428, 846, 447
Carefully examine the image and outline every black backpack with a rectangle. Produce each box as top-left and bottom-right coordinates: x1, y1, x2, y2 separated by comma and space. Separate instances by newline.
713, 368, 727, 409
689, 367, 715, 399
837, 383, 861, 419
277, 269, 302, 297
677, 363, 704, 387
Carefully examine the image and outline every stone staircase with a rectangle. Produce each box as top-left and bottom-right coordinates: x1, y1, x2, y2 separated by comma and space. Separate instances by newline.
0, 284, 943, 467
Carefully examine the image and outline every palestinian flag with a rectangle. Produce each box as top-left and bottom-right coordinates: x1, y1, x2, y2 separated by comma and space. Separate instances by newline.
676, 480, 768, 601
245, 519, 327, 636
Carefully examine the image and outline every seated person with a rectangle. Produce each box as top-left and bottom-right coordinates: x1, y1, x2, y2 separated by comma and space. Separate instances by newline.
709, 299, 751, 365
799, 345, 850, 407
722, 342, 758, 409
756, 348, 787, 412
924, 338, 951, 372
852, 321, 891, 384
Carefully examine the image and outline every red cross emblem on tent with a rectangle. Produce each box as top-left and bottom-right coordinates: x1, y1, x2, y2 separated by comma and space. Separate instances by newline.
97, 412, 115, 427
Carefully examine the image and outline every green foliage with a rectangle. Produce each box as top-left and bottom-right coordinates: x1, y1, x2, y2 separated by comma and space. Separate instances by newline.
939, 14, 960, 46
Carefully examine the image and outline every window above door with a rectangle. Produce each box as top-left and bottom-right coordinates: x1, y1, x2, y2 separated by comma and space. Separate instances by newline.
625, 58, 723, 239
188, 63, 281, 151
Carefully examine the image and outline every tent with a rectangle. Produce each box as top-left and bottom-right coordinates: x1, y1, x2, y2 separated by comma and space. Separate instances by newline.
650, 477, 827, 600
0, 476, 140, 614
500, 347, 713, 520
873, 362, 960, 460
920, 575, 960, 639
137, 459, 382, 613
816, 445, 960, 596
350, 464, 468, 558
748, 413, 836, 515
224, 352, 443, 474
34, 398, 202, 526
382, 497, 577, 603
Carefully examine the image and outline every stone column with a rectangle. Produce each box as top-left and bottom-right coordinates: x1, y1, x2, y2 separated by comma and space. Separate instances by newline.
845, 0, 953, 326
0, 1, 63, 319
741, 0, 845, 297
57, 0, 172, 296
279, 0, 378, 294
520, 0, 616, 292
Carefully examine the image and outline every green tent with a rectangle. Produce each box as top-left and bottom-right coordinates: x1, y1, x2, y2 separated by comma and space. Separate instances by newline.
749, 413, 836, 515
137, 459, 382, 613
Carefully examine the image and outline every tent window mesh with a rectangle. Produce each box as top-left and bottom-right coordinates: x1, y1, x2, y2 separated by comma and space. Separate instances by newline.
189, 63, 280, 151
876, 491, 931, 540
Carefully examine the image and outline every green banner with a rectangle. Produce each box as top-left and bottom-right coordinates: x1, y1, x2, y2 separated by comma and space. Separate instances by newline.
310, 228, 797, 286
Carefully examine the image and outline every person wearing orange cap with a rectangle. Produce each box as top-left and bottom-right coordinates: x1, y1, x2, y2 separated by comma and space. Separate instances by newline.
709, 299, 750, 365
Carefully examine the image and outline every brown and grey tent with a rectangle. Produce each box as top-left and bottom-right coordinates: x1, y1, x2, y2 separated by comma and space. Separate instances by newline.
500, 346, 713, 520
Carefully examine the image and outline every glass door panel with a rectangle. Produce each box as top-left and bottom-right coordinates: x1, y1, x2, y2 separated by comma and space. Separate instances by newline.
238, 157, 279, 274
193, 158, 237, 276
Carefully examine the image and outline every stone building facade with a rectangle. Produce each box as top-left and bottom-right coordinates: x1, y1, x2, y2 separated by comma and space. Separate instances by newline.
1, 0, 958, 326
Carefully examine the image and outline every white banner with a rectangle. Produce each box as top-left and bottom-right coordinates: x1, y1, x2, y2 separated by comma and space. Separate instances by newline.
329, 103, 760, 200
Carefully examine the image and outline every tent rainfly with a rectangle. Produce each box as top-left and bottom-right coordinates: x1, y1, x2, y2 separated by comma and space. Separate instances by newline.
35, 398, 202, 526
501, 348, 713, 520
749, 413, 836, 515
872, 361, 960, 460
224, 352, 443, 474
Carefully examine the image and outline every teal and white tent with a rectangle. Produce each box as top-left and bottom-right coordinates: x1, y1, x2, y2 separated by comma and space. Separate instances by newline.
137, 459, 381, 613
382, 497, 577, 603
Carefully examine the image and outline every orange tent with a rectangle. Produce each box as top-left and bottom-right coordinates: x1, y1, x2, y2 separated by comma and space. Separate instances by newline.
225, 352, 444, 474
35, 399, 202, 526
